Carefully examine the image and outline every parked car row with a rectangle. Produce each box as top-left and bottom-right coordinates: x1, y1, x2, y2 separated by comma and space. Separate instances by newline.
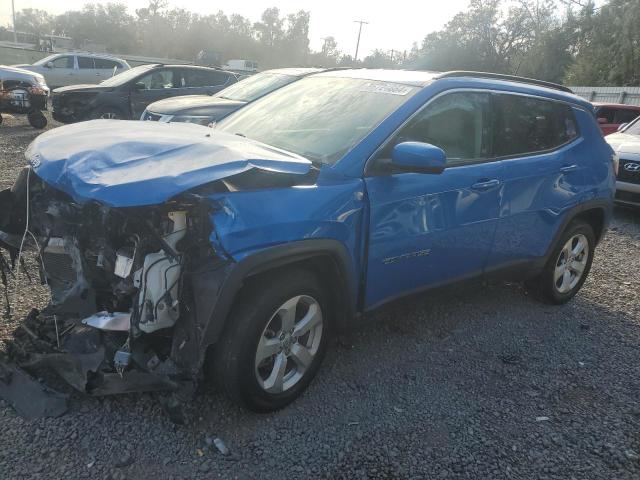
0, 68, 618, 414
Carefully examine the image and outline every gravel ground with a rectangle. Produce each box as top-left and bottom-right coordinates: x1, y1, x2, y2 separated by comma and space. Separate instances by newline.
0, 113, 639, 479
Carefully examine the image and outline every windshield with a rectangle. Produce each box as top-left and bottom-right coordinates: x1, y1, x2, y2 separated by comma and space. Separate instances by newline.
217, 77, 418, 164
99, 65, 155, 87
622, 116, 640, 136
217, 72, 297, 102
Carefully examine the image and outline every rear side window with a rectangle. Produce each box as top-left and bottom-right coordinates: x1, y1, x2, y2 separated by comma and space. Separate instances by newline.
493, 94, 578, 157
183, 69, 230, 87
77, 56, 94, 69
95, 58, 121, 69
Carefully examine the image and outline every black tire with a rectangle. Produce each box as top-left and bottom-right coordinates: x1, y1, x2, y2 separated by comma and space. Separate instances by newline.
211, 268, 331, 412
90, 106, 125, 120
0, 113, 3, 125
530, 220, 595, 304
27, 111, 47, 129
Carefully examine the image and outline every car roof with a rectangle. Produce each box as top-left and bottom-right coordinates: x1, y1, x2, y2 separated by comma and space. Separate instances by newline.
314, 68, 439, 86
262, 67, 326, 77
313, 68, 590, 108
592, 102, 640, 109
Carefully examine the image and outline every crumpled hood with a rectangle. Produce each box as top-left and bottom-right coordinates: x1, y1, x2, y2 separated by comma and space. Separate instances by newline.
606, 132, 640, 154
25, 120, 311, 207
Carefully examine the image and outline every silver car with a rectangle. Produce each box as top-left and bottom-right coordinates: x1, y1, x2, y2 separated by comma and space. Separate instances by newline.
14, 53, 130, 89
606, 118, 640, 207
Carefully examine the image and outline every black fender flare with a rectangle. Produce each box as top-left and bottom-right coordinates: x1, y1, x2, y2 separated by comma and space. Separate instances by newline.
540, 198, 612, 267
198, 238, 359, 352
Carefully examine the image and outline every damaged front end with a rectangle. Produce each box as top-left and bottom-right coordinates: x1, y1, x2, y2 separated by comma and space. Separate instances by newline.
0, 121, 315, 417
0, 168, 227, 414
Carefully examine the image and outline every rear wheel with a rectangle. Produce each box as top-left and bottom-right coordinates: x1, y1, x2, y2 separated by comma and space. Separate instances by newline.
530, 220, 595, 304
211, 269, 330, 412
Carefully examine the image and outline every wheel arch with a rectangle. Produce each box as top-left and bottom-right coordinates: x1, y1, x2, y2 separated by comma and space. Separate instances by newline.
543, 199, 612, 265
199, 239, 359, 354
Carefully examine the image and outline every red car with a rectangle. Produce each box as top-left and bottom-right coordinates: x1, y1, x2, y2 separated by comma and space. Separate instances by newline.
593, 102, 640, 136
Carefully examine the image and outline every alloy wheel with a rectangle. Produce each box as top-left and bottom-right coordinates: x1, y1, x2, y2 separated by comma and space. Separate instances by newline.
254, 295, 324, 394
554, 233, 589, 294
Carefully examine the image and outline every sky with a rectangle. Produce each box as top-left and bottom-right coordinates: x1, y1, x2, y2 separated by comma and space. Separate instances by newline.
0, 0, 471, 57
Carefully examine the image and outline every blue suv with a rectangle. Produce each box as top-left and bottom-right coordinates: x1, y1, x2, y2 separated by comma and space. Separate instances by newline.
0, 69, 615, 412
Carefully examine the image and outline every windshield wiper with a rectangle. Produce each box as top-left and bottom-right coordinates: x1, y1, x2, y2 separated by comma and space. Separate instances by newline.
234, 133, 246, 138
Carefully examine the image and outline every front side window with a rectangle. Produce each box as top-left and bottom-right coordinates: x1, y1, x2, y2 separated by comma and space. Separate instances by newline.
100, 65, 155, 87
595, 107, 615, 123
615, 108, 640, 124
380, 92, 491, 164
51, 56, 74, 69
217, 77, 418, 164
137, 69, 175, 90
493, 94, 578, 157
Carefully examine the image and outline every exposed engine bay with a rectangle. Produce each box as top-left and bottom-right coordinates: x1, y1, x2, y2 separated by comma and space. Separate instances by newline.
0, 167, 231, 417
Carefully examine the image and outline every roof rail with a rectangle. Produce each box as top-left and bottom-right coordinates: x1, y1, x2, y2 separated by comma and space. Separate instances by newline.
436, 71, 573, 94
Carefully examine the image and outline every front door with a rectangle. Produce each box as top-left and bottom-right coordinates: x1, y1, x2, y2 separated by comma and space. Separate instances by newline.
46, 55, 76, 88
129, 68, 180, 118
364, 91, 503, 309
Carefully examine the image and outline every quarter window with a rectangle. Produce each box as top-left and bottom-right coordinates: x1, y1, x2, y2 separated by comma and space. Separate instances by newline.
493, 94, 578, 157
382, 91, 491, 164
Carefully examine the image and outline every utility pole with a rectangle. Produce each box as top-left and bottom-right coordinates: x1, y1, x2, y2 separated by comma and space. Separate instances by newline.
321, 37, 329, 56
353, 20, 368, 62
12, 0, 18, 43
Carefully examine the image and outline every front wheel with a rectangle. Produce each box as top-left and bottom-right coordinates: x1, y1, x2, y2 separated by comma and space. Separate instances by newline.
210, 269, 330, 412
532, 220, 595, 304
27, 111, 47, 129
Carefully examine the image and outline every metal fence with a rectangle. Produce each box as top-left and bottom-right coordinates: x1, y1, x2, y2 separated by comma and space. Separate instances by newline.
570, 86, 640, 106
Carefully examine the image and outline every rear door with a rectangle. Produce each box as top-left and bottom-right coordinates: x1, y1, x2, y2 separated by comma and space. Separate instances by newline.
76, 55, 97, 84
94, 58, 123, 82
129, 68, 180, 118
364, 90, 503, 308
486, 93, 584, 269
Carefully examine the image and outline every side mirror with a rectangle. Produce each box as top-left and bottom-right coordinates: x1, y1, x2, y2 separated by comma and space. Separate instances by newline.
133, 82, 146, 91
617, 123, 628, 132
390, 142, 446, 174
45, 62, 53, 69
597, 117, 608, 124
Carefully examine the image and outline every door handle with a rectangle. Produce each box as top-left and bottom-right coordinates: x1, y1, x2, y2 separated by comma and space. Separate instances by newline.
560, 164, 578, 173
471, 179, 500, 191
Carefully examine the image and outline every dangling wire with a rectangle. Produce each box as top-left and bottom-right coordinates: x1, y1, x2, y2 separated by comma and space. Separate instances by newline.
11, 168, 31, 318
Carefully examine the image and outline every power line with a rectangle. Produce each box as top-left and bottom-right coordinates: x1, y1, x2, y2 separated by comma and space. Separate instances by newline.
353, 20, 368, 62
